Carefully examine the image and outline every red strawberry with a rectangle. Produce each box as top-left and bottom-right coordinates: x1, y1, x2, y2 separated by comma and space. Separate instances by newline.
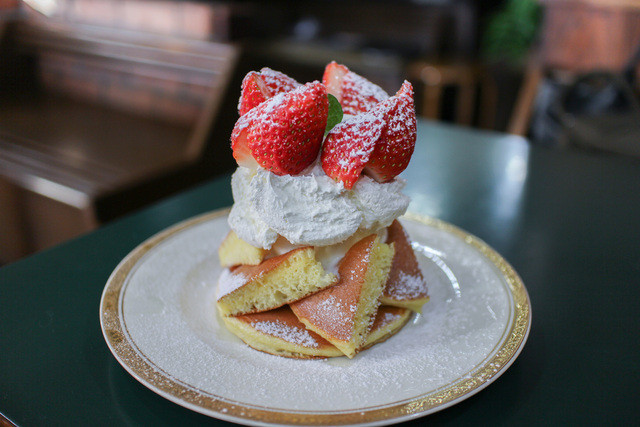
238, 68, 300, 116
364, 81, 417, 182
322, 61, 389, 115
232, 81, 328, 175
321, 112, 385, 189
322, 81, 416, 188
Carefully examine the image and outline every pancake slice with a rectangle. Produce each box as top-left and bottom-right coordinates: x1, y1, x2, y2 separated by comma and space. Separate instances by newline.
223, 305, 411, 358
216, 247, 337, 316
381, 220, 429, 312
222, 306, 343, 358
361, 305, 412, 350
218, 230, 266, 267
290, 235, 394, 358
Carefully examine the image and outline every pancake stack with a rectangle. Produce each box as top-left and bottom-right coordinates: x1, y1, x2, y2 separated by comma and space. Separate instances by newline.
216, 220, 429, 359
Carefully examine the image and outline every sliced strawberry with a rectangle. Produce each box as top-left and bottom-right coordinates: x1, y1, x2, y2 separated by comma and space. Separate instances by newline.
238, 68, 300, 116
230, 113, 259, 169
321, 81, 416, 187
364, 81, 416, 182
322, 61, 388, 115
322, 62, 349, 101
237, 73, 267, 116
231, 81, 328, 175
321, 112, 384, 189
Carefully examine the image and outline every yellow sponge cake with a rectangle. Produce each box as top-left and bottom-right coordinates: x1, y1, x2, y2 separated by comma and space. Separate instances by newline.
361, 305, 411, 350
217, 247, 337, 316
381, 220, 429, 312
221, 306, 343, 359
290, 235, 394, 358
223, 305, 411, 358
218, 231, 266, 268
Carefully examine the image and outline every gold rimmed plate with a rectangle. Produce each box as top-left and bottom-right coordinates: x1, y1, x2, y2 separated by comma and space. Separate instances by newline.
100, 208, 531, 426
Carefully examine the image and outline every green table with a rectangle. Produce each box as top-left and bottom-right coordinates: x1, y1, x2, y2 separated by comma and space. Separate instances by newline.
2, 120, 639, 425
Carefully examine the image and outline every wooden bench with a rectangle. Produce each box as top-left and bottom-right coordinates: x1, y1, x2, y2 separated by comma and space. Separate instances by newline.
0, 18, 238, 262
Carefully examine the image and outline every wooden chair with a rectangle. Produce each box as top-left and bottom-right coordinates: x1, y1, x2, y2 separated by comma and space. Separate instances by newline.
407, 60, 497, 129
0, 18, 238, 262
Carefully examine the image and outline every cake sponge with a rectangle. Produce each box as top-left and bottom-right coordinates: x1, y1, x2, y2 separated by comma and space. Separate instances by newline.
217, 247, 336, 316
218, 230, 266, 268
290, 235, 394, 358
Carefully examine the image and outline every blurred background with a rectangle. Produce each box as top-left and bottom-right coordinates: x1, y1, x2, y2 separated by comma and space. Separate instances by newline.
1, 0, 639, 263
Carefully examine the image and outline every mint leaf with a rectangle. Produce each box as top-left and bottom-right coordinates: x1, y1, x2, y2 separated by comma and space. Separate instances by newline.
325, 94, 343, 134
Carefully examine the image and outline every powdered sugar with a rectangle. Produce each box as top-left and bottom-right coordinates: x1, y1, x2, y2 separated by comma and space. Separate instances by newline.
259, 67, 300, 95
380, 311, 402, 327
314, 295, 356, 335
216, 268, 247, 299
251, 320, 319, 348
391, 271, 427, 300
341, 72, 389, 115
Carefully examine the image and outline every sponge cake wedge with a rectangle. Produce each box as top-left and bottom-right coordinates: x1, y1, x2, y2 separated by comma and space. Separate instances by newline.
217, 247, 336, 316
221, 305, 343, 359
218, 230, 266, 268
381, 220, 429, 312
290, 235, 394, 358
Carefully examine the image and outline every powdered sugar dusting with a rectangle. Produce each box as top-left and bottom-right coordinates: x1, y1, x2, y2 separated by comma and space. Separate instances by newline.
216, 268, 247, 299
391, 271, 427, 300
251, 320, 319, 348
259, 67, 300, 95
341, 72, 389, 115
308, 295, 356, 340
380, 311, 402, 327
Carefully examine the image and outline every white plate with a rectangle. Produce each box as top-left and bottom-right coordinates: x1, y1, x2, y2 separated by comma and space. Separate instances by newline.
100, 209, 531, 426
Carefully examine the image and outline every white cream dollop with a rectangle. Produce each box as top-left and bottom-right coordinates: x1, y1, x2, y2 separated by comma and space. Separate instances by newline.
351, 175, 411, 231
227, 164, 410, 249
228, 167, 278, 249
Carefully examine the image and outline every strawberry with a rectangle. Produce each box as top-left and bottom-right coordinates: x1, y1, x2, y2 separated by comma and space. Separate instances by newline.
363, 81, 416, 182
238, 68, 300, 116
321, 112, 385, 189
322, 61, 389, 115
231, 81, 328, 175
322, 81, 416, 188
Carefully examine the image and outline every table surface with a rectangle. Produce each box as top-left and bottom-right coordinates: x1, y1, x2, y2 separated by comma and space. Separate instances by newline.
2, 120, 639, 426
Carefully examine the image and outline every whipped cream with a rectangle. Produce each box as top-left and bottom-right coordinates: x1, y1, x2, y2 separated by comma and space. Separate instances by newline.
227, 163, 409, 250
228, 167, 278, 249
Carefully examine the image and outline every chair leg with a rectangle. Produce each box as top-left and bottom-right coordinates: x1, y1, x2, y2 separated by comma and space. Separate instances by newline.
423, 84, 443, 120
508, 62, 543, 136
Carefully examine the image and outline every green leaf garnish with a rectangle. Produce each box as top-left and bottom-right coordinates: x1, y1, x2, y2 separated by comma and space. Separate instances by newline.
325, 94, 343, 134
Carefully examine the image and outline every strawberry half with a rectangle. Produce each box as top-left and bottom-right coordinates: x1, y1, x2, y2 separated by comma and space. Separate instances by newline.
364, 81, 417, 182
322, 61, 389, 115
231, 81, 328, 175
321, 112, 385, 189
238, 68, 300, 116
322, 81, 416, 188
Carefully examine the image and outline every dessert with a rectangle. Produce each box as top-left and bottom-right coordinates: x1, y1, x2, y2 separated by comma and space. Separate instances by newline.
215, 62, 428, 358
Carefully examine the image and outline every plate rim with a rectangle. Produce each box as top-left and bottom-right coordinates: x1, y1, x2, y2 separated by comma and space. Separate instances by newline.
99, 207, 532, 426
